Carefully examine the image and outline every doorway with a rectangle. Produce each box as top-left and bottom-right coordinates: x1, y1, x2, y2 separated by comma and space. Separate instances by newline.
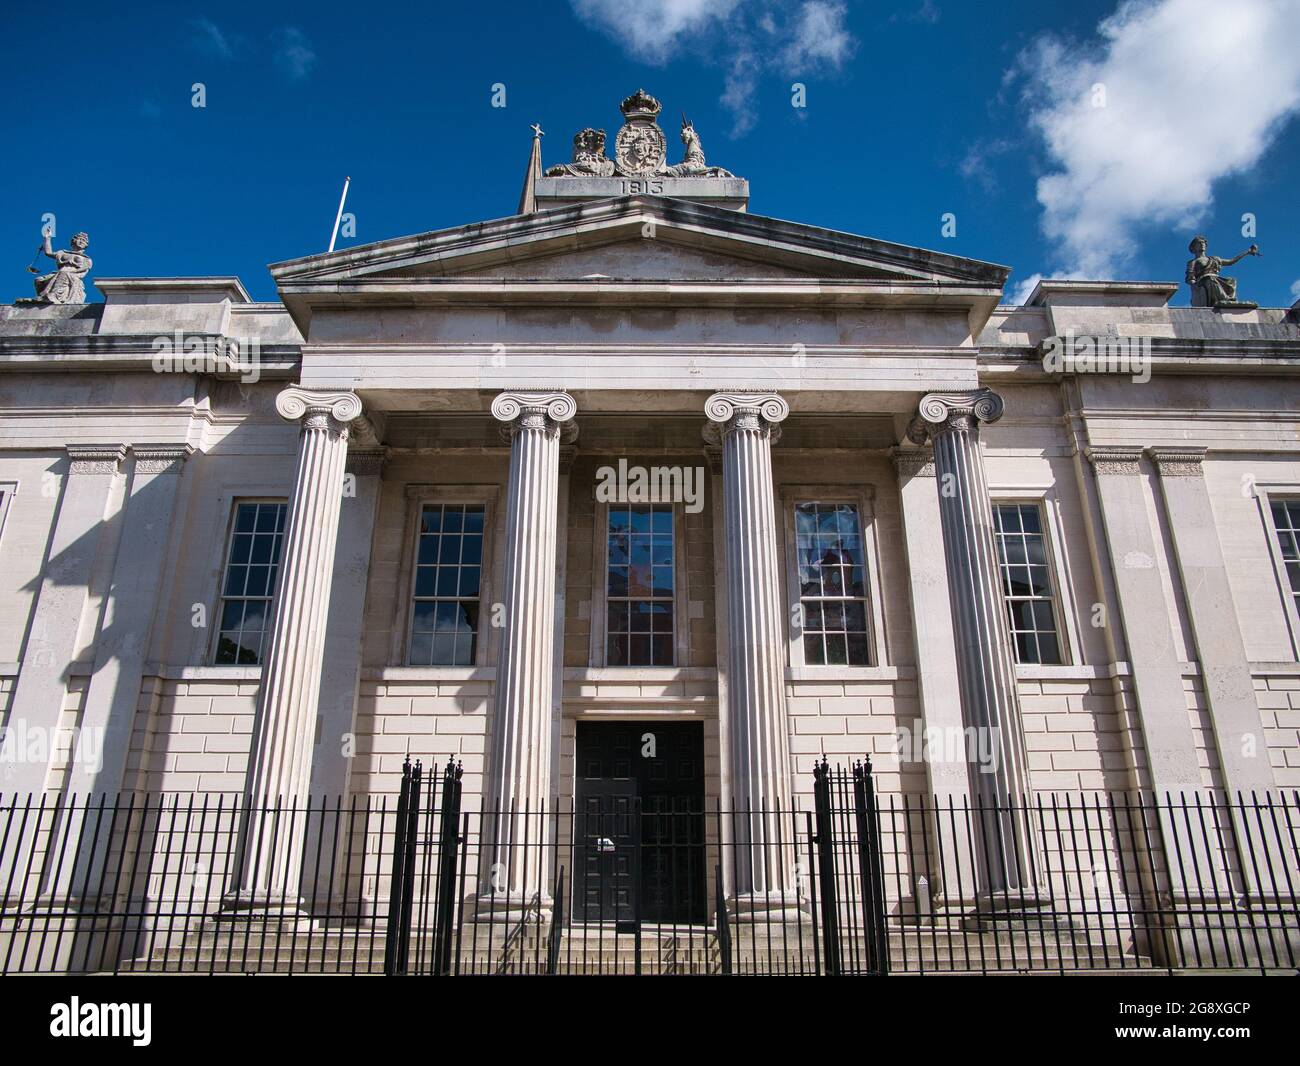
573, 721, 707, 925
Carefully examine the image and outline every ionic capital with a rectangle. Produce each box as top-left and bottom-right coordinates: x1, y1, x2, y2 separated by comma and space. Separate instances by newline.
906, 389, 1004, 445
66, 444, 127, 476
1147, 447, 1206, 478
703, 392, 789, 441
491, 390, 577, 439
275, 387, 364, 435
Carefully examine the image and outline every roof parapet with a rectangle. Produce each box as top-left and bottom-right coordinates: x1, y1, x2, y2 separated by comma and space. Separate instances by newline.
1024, 280, 1178, 308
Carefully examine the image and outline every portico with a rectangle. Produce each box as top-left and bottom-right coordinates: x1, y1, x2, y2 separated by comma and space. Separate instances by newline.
222, 173, 1024, 911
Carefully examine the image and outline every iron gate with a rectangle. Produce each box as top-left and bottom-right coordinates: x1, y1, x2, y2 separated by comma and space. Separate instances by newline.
382, 756, 888, 975
2, 764, 1297, 974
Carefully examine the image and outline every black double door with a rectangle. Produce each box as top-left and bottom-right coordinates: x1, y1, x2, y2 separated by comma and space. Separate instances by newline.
574, 721, 706, 926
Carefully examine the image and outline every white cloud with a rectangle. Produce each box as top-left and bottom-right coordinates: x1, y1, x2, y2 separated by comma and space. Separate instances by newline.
1290, 278, 1300, 301
892, 0, 941, 25
1009, 273, 1046, 306
782, 1, 856, 68
190, 17, 235, 59
1015, 0, 1300, 279
722, 51, 762, 136
959, 137, 1012, 192
569, 0, 856, 136
273, 27, 317, 80
569, 0, 741, 63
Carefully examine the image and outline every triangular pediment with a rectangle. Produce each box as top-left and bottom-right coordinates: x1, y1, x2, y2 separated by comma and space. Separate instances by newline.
449, 240, 832, 281
270, 196, 1009, 287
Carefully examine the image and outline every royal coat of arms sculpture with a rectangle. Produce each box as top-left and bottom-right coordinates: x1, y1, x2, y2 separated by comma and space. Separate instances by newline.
544, 89, 735, 180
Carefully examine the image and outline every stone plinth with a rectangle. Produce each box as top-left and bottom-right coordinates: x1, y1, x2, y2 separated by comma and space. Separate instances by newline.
534, 176, 749, 212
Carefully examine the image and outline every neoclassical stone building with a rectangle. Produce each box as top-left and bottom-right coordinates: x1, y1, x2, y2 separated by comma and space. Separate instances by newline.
2, 93, 1299, 923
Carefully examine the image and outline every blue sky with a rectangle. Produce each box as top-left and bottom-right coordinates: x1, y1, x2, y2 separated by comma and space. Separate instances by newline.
3, 0, 1298, 306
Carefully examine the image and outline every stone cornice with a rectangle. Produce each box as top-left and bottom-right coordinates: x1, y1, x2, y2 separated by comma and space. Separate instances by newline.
346, 448, 388, 476
1002, 336, 1300, 378
1147, 447, 1206, 477
131, 444, 194, 475
271, 195, 1011, 287
0, 335, 301, 377
1085, 446, 1145, 476
65, 444, 127, 475
890, 446, 936, 478
94, 277, 253, 303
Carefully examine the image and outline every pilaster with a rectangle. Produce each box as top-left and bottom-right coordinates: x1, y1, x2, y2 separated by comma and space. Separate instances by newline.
3, 445, 126, 798
1083, 446, 1202, 793
1149, 447, 1279, 895
50, 444, 194, 905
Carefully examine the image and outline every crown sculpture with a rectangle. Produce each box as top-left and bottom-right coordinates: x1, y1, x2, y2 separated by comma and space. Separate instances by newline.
545, 89, 735, 180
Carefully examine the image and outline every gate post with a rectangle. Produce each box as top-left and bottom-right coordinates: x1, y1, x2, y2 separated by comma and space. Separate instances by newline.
383, 759, 421, 976
853, 758, 890, 975
433, 758, 463, 976
812, 757, 841, 976
714, 864, 732, 974
546, 867, 565, 975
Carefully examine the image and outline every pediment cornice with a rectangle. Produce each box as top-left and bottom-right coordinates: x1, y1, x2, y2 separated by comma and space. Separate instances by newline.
270, 195, 1008, 289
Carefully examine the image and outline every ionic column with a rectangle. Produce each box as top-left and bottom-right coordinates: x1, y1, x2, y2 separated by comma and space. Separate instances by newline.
704, 392, 796, 911
226, 387, 362, 917
906, 390, 1038, 899
481, 391, 575, 918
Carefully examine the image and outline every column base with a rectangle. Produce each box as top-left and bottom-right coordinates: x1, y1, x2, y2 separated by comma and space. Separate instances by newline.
216, 889, 314, 930
463, 891, 553, 925
4, 894, 126, 973
961, 889, 1069, 931
727, 890, 808, 924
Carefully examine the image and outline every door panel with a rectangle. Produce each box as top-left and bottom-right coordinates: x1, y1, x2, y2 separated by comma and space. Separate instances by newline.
574, 721, 706, 924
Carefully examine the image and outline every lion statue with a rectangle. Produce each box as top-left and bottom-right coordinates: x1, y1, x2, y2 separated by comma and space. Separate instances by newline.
545, 128, 616, 177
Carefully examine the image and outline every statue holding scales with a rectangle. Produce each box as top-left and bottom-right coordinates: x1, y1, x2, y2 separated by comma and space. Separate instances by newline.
26, 228, 92, 304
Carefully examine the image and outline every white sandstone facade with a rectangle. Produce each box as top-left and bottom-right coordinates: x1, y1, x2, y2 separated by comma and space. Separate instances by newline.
2, 127, 1299, 888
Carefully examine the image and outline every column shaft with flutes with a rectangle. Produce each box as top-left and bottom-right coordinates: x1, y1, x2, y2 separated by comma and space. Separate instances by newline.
227, 387, 362, 914
704, 392, 796, 910
481, 391, 576, 917
907, 389, 1039, 900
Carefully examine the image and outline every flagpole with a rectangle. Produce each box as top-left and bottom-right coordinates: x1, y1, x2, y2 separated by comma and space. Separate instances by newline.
328, 176, 351, 253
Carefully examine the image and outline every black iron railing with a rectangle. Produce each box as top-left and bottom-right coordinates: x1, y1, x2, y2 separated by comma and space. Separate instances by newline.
1, 760, 1296, 975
